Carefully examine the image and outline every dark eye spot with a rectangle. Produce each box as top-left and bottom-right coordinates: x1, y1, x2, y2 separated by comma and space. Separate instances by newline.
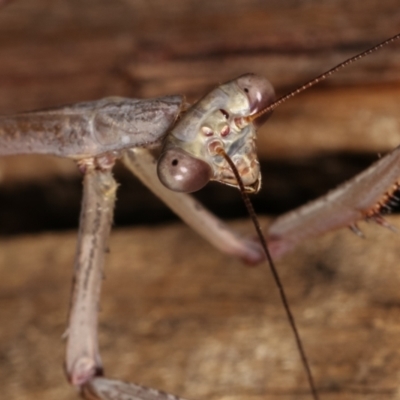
244, 88, 249, 93
219, 109, 229, 119
172, 159, 178, 166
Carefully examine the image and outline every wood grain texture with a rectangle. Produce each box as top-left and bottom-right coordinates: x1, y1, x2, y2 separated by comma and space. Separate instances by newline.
1, 219, 400, 399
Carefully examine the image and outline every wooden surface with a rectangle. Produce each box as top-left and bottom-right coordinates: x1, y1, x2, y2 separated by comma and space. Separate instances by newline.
0, 1, 400, 400
2, 220, 400, 400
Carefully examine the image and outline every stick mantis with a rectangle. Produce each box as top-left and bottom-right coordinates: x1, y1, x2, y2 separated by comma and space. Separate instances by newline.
1, 26, 400, 399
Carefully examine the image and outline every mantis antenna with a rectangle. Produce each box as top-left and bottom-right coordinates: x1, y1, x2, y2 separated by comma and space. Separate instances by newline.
218, 32, 400, 400
236, 32, 400, 127
217, 147, 320, 400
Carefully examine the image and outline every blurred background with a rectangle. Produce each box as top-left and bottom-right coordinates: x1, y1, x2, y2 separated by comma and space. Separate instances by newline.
0, 1, 400, 400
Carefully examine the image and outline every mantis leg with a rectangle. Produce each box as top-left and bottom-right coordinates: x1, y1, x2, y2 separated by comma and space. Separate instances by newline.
122, 148, 264, 265
267, 145, 400, 259
65, 159, 117, 387
84, 378, 188, 400
65, 157, 189, 400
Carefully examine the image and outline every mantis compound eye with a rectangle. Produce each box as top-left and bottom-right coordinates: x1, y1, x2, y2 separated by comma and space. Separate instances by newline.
236, 73, 275, 126
157, 148, 212, 193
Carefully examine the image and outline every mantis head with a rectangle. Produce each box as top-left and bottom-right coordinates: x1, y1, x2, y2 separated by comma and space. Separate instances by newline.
157, 73, 275, 193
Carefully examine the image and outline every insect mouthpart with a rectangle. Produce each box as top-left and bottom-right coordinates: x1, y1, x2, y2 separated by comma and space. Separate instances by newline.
157, 148, 212, 193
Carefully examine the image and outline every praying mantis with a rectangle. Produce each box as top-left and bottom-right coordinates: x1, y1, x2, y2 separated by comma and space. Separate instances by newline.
0, 22, 400, 399
2, 0, 400, 400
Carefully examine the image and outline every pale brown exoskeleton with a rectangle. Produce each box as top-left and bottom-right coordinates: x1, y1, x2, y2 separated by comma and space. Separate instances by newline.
1, 31, 400, 400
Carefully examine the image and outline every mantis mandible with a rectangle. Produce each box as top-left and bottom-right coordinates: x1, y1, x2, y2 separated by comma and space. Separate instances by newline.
1, 31, 400, 400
